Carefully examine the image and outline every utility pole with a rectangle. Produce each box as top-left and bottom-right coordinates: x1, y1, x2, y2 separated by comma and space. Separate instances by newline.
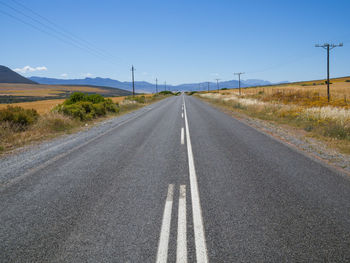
155, 78, 158, 93
315, 43, 343, 102
215, 79, 220, 92
234, 72, 245, 95
131, 65, 135, 96
207, 82, 210, 92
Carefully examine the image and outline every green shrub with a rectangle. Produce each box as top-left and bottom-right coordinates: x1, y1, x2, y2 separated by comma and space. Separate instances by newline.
92, 102, 106, 116
134, 95, 146, 103
59, 103, 86, 120
158, 90, 173, 95
0, 106, 39, 128
55, 92, 119, 120
64, 92, 106, 105
103, 99, 119, 113
87, 94, 105, 104
65, 92, 87, 104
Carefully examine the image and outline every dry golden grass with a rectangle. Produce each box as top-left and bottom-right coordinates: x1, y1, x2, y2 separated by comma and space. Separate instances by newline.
199, 85, 350, 154
0, 99, 66, 114
0, 83, 115, 97
0, 93, 168, 155
223, 76, 350, 101
0, 94, 154, 115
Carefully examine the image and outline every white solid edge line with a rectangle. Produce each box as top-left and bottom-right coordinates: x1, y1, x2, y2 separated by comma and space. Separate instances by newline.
181, 127, 185, 145
183, 99, 209, 263
177, 185, 187, 263
156, 184, 174, 263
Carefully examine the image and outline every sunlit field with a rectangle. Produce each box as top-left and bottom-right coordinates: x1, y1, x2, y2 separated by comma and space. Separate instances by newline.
222, 76, 350, 106
198, 76, 350, 153
0, 83, 115, 96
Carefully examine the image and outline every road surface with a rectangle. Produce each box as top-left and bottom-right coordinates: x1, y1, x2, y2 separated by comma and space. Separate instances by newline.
1, 95, 350, 262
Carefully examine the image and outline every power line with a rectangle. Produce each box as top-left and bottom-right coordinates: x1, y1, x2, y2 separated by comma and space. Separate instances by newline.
0, 1, 124, 67
315, 43, 343, 102
10, 0, 118, 62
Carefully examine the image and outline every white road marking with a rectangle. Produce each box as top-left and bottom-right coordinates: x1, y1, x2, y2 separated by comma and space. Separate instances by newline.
183, 99, 209, 263
182, 113, 183, 118
156, 184, 174, 263
181, 127, 185, 145
176, 185, 187, 263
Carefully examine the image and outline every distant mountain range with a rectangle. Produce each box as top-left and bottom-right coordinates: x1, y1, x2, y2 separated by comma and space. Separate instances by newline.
0, 66, 37, 84
29, 76, 282, 93
0, 65, 286, 93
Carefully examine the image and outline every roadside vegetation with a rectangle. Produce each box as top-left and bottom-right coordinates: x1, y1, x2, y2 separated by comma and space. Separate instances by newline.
0, 92, 172, 155
198, 77, 350, 154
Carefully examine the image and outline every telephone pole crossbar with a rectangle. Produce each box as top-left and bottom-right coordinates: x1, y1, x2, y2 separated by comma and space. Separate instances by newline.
315, 43, 343, 102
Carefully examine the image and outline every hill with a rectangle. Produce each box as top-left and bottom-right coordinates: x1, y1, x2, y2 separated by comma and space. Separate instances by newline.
0, 65, 37, 84
30, 76, 276, 92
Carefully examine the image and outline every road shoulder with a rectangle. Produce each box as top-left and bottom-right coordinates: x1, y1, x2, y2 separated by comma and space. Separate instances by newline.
195, 95, 350, 176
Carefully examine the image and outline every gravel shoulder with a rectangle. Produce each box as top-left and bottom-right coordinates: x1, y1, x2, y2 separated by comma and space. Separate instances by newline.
0, 101, 162, 187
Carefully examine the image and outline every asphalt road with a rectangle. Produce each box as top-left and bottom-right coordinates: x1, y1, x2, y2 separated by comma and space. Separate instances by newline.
1, 95, 350, 262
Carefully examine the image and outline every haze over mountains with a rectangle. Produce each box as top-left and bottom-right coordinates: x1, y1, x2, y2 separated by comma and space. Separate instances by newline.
0, 65, 286, 93
30, 76, 282, 93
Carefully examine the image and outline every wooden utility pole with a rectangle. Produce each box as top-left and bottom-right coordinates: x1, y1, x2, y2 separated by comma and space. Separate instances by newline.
234, 72, 245, 95
155, 78, 158, 93
315, 43, 343, 102
131, 65, 135, 96
215, 79, 220, 92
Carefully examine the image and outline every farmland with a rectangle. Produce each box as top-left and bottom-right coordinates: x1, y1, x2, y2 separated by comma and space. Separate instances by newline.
224, 76, 350, 104
0, 83, 132, 103
198, 76, 350, 154
0, 94, 167, 155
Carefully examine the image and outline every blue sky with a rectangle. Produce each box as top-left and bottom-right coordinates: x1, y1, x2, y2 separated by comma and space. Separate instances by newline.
1, 0, 349, 84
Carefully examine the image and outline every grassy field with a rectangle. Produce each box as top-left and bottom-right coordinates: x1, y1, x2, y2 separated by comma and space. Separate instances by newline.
0, 83, 131, 103
0, 94, 153, 114
223, 76, 350, 103
0, 99, 66, 114
198, 76, 350, 154
0, 93, 167, 155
